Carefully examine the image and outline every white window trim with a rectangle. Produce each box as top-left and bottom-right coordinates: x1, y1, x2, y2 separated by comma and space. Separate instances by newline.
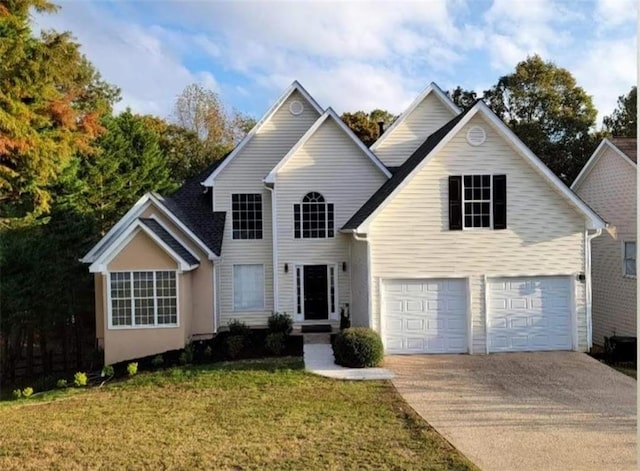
295, 193, 334, 239
292, 264, 339, 321
107, 270, 180, 330
622, 240, 636, 278
231, 193, 263, 241
232, 264, 266, 312
462, 174, 493, 230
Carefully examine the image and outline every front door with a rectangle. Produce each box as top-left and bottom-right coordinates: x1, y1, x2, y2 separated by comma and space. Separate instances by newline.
303, 265, 328, 320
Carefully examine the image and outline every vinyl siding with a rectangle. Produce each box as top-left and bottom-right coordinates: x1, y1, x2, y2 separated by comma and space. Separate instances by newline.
574, 146, 637, 343
368, 113, 589, 352
213, 90, 321, 326
350, 238, 370, 327
275, 118, 388, 321
374, 93, 457, 167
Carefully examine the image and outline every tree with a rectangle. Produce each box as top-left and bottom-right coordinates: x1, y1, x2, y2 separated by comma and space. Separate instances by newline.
79, 110, 176, 234
0, 0, 119, 226
341, 109, 396, 146
483, 55, 597, 182
448, 86, 478, 111
603, 86, 637, 137
173, 83, 255, 161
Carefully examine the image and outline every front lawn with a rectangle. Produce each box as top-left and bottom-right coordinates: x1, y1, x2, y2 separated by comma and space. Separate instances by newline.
0, 358, 476, 470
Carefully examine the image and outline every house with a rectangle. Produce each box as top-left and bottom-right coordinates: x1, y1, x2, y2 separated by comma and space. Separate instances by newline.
82, 81, 605, 365
571, 138, 636, 346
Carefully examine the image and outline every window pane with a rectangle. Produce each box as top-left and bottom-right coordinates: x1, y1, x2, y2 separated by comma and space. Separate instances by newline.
462, 174, 492, 228
233, 264, 264, 310
625, 242, 636, 259
626, 260, 636, 276
232, 193, 262, 240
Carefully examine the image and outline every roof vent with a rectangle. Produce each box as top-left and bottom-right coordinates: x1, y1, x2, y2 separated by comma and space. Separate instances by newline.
289, 100, 304, 116
466, 126, 486, 146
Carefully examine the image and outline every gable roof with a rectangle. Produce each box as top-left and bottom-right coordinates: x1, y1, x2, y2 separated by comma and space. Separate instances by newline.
571, 137, 637, 191
263, 107, 391, 184
370, 82, 460, 151
343, 100, 606, 232
139, 218, 199, 266
202, 81, 324, 187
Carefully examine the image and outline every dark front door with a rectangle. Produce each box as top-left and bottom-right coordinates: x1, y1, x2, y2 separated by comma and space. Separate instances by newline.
303, 265, 328, 320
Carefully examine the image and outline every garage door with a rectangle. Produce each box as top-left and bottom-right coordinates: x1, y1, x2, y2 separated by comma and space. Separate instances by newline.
488, 276, 573, 352
383, 279, 467, 354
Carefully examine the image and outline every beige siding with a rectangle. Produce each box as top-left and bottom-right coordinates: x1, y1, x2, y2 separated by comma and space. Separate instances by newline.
213, 90, 321, 326
108, 230, 178, 271
369, 114, 589, 352
574, 146, 637, 343
374, 93, 456, 167
95, 274, 105, 346
349, 238, 370, 326
275, 118, 388, 321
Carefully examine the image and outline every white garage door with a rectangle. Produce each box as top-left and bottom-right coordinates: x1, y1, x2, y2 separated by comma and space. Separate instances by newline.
383, 279, 467, 354
488, 276, 573, 352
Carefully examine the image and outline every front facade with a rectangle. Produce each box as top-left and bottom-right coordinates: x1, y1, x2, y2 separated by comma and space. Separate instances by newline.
572, 138, 637, 345
83, 81, 605, 365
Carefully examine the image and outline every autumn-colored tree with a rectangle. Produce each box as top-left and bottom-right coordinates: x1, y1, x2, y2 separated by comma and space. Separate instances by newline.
341, 109, 396, 146
0, 0, 119, 226
603, 86, 637, 138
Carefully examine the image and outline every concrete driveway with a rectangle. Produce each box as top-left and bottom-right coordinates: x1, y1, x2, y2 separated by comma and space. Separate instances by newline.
386, 352, 636, 471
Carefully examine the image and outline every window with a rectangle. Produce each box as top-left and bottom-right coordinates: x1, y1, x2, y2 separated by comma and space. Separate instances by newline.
624, 241, 636, 277
232, 194, 262, 239
110, 271, 177, 327
449, 175, 506, 230
294, 192, 334, 238
233, 264, 264, 311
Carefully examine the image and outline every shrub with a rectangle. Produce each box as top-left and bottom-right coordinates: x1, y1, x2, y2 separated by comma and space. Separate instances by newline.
74, 372, 88, 387
22, 387, 34, 399
127, 362, 138, 376
268, 312, 293, 335
151, 355, 164, 369
56, 379, 68, 389
203, 345, 213, 360
227, 319, 251, 336
101, 365, 115, 378
178, 351, 188, 365
226, 335, 245, 359
265, 332, 286, 356
332, 327, 384, 368
12, 389, 21, 400
184, 344, 194, 363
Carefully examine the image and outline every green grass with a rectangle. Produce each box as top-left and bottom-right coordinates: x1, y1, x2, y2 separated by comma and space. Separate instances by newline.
0, 358, 476, 470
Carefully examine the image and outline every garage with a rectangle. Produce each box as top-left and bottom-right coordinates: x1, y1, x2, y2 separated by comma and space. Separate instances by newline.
487, 276, 573, 352
382, 278, 468, 354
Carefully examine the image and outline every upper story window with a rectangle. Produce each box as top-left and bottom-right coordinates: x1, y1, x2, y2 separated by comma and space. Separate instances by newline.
232, 193, 262, 240
294, 192, 334, 238
449, 174, 506, 231
624, 241, 636, 277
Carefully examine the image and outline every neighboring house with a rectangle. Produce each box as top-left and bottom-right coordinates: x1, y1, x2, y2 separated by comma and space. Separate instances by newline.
571, 138, 637, 346
83, 81, 605, 365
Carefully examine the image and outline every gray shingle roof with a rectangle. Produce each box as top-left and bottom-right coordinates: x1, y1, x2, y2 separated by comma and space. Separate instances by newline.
611, 137, 637, 163
342, 108, 470, 231
139, 218, 199, 266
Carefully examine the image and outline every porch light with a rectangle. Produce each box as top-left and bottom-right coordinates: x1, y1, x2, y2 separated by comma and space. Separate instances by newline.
342, 262, 347, 272
284, 263, 289, 273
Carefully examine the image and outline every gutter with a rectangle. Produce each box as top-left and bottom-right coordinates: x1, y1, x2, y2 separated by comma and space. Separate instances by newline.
585, 228, 603, 349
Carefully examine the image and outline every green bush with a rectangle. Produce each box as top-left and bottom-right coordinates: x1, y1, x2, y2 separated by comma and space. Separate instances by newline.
101, 365, 115, 378
265, 332, 286, 356
151, 355, 164, 369
268, 312, 293, 335
74, 372, 88, 387
203, 345, 213, 360
22, 387, 34, 398
178, 351, 188, 365
226, 335, 245, 359
12, 389, 21, 400
184, 344, 194, 363
332, 327, 384, 368
56, 379, 68, 389
227, 319, 251, 336
127, 362, 138, 376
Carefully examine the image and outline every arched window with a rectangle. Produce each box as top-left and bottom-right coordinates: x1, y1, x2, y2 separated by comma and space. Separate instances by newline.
294, 192, 334, 238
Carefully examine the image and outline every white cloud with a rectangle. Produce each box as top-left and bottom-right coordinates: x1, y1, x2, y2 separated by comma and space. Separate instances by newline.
594, 0, 637, 29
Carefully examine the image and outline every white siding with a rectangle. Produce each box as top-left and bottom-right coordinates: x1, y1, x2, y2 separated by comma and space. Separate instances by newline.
374, 93, 456, 167
275, 118, 388, 320
369, 114, 589, 352
213, 90, 321, 326
349, 238, 369, 327
574, 146, 637, 343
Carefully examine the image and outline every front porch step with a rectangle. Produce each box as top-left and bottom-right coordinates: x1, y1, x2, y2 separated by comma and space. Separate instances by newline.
302, 333, 332, 345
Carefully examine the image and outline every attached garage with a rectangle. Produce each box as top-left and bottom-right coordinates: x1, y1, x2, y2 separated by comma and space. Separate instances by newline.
487, 276, 573, 352
382, 278, 468, 354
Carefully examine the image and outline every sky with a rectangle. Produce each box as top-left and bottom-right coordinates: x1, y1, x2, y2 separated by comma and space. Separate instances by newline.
34, 0, 637, 126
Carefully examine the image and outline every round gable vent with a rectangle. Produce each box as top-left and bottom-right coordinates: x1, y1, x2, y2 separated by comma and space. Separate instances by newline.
289, 100, 304, 116
466, 126, 486, 146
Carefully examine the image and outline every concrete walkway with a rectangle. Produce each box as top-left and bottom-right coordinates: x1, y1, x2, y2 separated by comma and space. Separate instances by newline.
387, 352, 636, 471
303, 343, 394, 380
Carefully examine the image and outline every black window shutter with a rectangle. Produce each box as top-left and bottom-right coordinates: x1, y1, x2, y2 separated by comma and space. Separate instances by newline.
294, 204, 301, 238
493, 175, 507, 230
449, 176, 462, 230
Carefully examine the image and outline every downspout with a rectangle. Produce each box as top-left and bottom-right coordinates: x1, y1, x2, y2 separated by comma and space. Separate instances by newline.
352, 232, 372, 328
265, 182, 278, 313
585, 228, 602, 349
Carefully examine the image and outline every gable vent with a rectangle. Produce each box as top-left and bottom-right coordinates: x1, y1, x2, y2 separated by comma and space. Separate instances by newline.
466, 126, 486, 146
289, 100, 304, 116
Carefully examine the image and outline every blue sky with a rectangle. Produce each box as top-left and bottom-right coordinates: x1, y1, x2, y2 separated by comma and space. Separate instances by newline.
34, 0, 636, 125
